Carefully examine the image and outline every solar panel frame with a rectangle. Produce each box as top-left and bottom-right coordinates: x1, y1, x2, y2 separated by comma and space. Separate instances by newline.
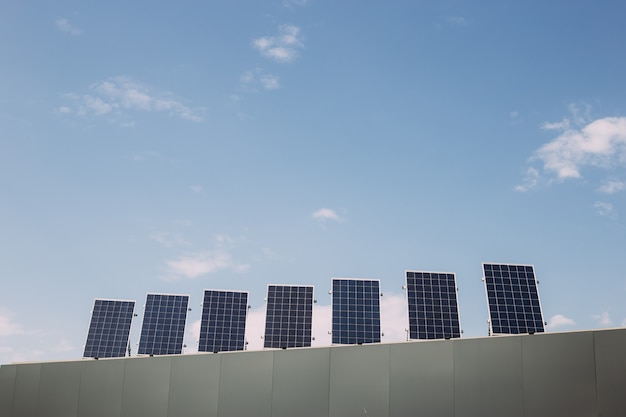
198, 289, 249, 353
331, 277, 382, 345
263, 284, 314, 349
405, 270, 462, 340
83, 298, 135, 359
482, 262, 546, 336
137, 293, 190, 356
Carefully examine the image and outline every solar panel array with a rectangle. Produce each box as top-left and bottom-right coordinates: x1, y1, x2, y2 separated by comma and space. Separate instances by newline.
83, 299, 135, 358
83, 261, 548, 358
483, 263, 545, 335
405, 271, 461, 340
264, 285, 313, 349
331, 278, 381, 345
138, 294, 189, 355
198, 289, 248, 353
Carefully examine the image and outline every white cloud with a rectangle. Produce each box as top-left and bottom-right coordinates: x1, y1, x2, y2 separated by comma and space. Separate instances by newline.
61, 76, 204, 122
55, 18, 82, 36
593, 201, 617, 219
252, 25, 303, 63
514, 167, 540, 192
283, 0, 309, 8
537, 117, 626, 179
518, 115, 626, 190
312, 208, 341, 221
150, 232, 190, 248
260, 74, 281, 90
189, 185, 203, 193
0, 312, 25, 337
592, 311, 612, 327
380, 293, 409, 342
166, 251, 235, 278
240, 69, 281, 91
446, 16, 469, 26
598, 179, 626, 194
546, 314, 575, 329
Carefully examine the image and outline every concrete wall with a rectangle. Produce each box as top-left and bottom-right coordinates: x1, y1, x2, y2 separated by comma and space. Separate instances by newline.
1, 328, 625, 417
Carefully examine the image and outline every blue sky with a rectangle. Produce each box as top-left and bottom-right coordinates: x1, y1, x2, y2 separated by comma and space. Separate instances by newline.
1, 0, 625, 363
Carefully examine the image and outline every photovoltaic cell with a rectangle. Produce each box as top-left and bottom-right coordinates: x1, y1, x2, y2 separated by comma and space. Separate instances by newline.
263, 285, 313, 349
83, 299, 135, 358
331, 278, 381, 345
483, 263, 545, 335
138, 293, 189, 355
198, 289, 248, 353
405, 271, 461, 340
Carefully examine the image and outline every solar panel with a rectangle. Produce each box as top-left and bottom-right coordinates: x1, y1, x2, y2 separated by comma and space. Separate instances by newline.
138, 293, 189, 355
198, 289, 249, 353
331, 278, 381, 345
405, 271, 461, 340
83, 299, 135, 358
483, 263, 545, 335
263, 285, 313, 349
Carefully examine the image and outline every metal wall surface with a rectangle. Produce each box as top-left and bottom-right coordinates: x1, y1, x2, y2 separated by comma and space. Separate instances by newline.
271, 347, 330, 417
522, 331, 598, 417
1, 328, 626, 417
168, 354, 221, 417
36, 361, 81, 417
12, 363, 41, 417
0, 364, 17, 417
328, 344, 390, 417
594, 329, 626, 417
453, 336, 524, 417
121, 356, 172, 417
217, 350, 274, 417
390, 340, 454, 417
78, 358, 125, 417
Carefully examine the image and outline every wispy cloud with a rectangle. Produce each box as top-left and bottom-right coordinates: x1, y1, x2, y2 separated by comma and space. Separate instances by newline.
312, 208, 341, 221
0, 312, 26, 337
598, 179, 626, 194
55, 18, 82, 36
165, 250, 249, 279
60, 76, 205, 123
546, 314, 575, 329
189, 185, 203, 193
283, 0, 309, 9
516, 108, 626, 190
592, 311, 612, 327
240, 68, 281, 91
252, 24, 303, 63
150, 232, 190, 248
593, 201, 617, 219
446, 16, 470, 26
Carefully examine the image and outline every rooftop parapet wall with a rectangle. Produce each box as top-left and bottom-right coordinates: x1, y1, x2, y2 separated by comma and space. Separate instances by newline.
1, 328, 625, 417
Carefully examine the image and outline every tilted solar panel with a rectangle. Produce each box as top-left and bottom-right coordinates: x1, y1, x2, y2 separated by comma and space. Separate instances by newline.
405, 271, 461, 340
331, 278, 381, 345
483, 263, 545, 335
198, 289, 248, 353
83, 299, 135, 358
263, 285, 313, 349
138, 293, 189, 355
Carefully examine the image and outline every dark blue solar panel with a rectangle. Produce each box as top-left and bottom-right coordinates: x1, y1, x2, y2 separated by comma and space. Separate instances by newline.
198, 290, 248, 353
264, 285, 313, 349
331, 278, 381, 345
138, 294, 189, 355
483, 263, 545, 335
84, 299, 135, 358
406, 271, 461, 340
